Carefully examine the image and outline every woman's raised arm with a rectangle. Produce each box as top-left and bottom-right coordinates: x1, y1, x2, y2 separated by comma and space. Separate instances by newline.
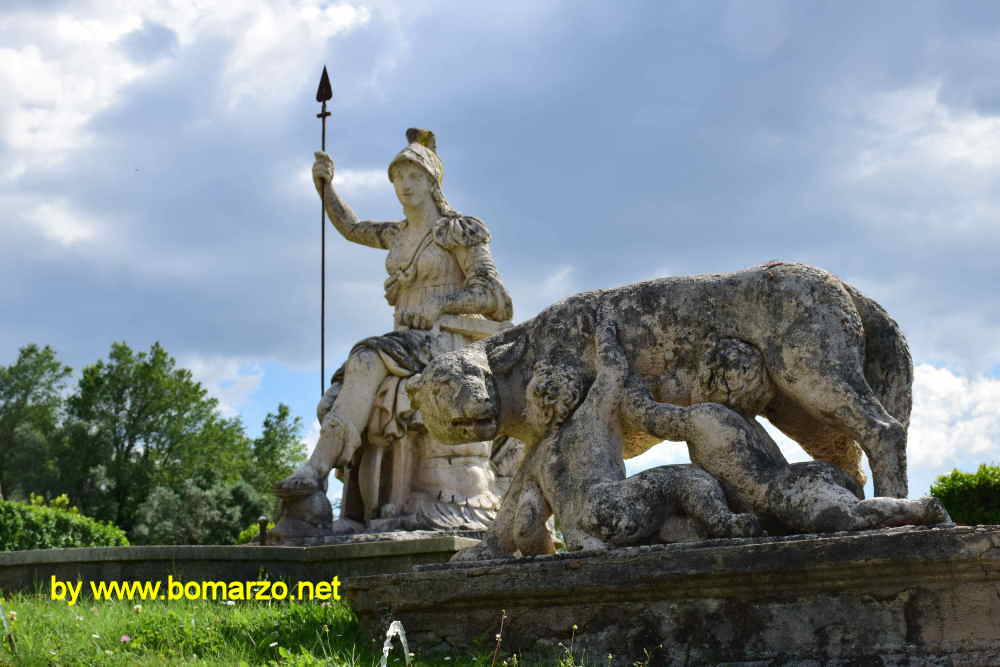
313, 152, 399, 250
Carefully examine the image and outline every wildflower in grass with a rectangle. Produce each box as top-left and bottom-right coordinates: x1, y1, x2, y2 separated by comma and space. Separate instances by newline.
120, 635, 131, 643
91, 634, 100, 639
223, 600, 235, 606
133, 604, 142, 614
6, 611, 15, 622
322, 624, 329, 633
269, 641, 278, 648
104, 650, 113, 655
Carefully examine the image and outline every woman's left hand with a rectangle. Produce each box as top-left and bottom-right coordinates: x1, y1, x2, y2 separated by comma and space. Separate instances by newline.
401, 298, 443, 330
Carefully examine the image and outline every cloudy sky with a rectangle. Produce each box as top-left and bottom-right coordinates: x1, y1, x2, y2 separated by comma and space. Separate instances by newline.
2, 0, 998, 503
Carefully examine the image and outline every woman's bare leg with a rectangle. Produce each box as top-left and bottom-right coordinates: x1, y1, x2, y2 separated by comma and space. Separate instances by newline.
279, 348, 388, 492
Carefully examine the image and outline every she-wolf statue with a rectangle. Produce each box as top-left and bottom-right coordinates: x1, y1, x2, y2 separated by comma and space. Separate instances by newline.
407, 269, 950, 558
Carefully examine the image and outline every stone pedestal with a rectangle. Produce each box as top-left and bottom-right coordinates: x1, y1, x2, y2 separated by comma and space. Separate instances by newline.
346, 525, 1000, 665
0, 535, 479, 594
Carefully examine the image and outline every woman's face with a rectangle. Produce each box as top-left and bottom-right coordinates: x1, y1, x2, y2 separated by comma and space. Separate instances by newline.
391, 162, 433, 208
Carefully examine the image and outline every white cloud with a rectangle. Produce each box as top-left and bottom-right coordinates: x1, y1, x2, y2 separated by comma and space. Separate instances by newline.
334, 168, 387, 193
849, 83, 1000, 174
908, 364, 1000, 468
831, 81, 1000, 241
180, 355, 264, 417
291, 165, 386, 198
624, 440, 690, 475
510, 264, 579, 322
24, 200, 100, 245
0, 15, 146, 163
303, 418, 321, 451
0, 2, 371, 173
221, 2, 371, 110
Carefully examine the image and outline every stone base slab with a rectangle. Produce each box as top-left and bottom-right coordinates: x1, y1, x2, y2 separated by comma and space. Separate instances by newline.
346, 525, 1000, 665
279, 529, 484, 547
0, 536, 478, 595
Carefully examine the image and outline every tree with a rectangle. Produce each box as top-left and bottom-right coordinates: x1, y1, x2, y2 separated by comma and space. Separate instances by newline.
930, 464, 1000, 525
0, 345, 71, 499
0, 340, 308, 543
245, 403, 306, 497
64, 342, 252, 532
131, 477, 268, 545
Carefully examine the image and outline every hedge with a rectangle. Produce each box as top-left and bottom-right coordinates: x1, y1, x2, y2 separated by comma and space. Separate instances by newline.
0, 500, 128, 551
930, 464, 1000, 526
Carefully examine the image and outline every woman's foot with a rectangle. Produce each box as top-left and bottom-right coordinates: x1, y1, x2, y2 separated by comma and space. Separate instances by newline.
275, 413, 362, 497
275, 463, 326, 498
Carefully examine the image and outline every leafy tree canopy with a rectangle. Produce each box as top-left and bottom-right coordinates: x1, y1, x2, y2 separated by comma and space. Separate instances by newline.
62, 341, 256, 532
0, 340, 305, 543
132, 477, 268, 546
0, 344, 72, 500
246, 403, 306, 496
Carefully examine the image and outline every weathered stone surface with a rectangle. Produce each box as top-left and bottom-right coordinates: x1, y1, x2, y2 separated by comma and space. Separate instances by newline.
278, 529, 483, 547
408, 263, 934, 557
346, 525, 1000, 665
0, 536, 478, 594
411, 261, 912, 496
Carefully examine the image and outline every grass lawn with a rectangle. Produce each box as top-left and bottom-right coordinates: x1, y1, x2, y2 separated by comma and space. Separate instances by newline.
0, 592, 517, 666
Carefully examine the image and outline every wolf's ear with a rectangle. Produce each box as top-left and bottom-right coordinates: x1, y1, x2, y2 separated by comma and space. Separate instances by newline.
486, 336, 527, 375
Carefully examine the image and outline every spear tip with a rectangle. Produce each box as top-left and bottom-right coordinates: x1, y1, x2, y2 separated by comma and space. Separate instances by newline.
316, 65, 333, 103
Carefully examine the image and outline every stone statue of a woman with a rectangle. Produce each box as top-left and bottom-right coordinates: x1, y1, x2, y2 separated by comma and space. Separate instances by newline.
275, 128, 515, 537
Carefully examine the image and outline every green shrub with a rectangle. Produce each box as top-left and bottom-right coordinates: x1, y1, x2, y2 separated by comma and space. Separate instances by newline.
237, 520, 275, 544
0, 499, 128, 551
930, 464, 1000, 525
28, 492, 79, 514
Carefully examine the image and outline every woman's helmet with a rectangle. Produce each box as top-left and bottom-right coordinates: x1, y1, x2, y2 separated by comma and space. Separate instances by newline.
389, 128, 443, 185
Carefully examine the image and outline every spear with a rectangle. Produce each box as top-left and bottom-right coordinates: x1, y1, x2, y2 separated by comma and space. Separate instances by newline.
316, 66, 332, 396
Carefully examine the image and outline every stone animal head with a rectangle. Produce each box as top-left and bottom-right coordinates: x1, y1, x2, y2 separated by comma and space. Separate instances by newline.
406, 345, 501, 444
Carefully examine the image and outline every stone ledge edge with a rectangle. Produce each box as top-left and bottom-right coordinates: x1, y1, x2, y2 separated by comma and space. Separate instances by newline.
0, 536, 481, 566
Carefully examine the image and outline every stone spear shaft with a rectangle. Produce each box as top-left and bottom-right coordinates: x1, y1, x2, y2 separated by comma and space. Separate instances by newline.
316, 66, 332, 396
